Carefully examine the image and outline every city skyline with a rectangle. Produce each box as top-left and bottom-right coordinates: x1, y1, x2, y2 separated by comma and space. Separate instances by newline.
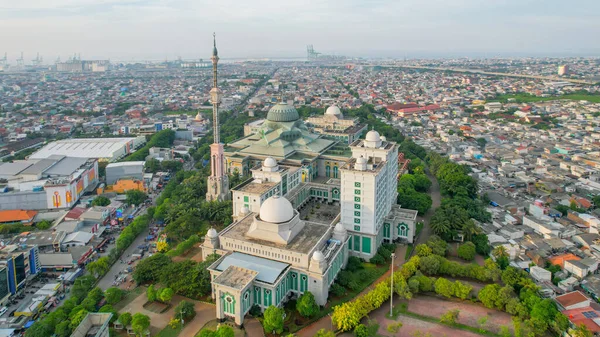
1, 0, 599, 62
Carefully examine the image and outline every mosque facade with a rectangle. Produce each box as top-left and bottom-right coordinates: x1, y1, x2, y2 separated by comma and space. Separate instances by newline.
200, 100, 418, 326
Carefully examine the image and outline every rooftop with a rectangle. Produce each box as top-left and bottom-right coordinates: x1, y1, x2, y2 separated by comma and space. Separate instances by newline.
556, 291, 590, 308
220, 213, 330, 254
214, 252, 288, 285
213, 265, 259, 290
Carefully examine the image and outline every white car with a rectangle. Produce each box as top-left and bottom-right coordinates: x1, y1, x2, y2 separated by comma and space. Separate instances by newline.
0, 307, 7, 316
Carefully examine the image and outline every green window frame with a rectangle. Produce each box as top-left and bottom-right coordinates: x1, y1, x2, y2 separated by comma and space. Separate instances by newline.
354, 211, 360, 217
264, 289, 272, 306
361, 237, 372, 254
354, 196, 360, 202
355, 189, 361, 195
354, 218, 360, 224
353, 235, 360, 252
354, 225, 360, 231
244, 196, 249, 202
354, 204, 360, 210
254, 287, 262, 306
355, 182, 361, 187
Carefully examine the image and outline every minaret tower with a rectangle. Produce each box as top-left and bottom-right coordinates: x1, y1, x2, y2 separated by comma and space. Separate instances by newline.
206, 33, 230, 201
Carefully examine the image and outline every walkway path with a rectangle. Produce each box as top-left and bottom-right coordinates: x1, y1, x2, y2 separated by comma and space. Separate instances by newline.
245, 317, 266, 337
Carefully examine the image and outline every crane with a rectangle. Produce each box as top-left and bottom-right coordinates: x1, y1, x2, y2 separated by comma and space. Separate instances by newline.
16, 52, 24, 66
32, 52, 43, 66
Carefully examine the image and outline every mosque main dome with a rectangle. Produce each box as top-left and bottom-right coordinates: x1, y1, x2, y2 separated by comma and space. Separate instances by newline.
267, 103, 300, 122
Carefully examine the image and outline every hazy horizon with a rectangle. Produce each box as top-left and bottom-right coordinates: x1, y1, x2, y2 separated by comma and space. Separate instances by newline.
1, 0, 599, 63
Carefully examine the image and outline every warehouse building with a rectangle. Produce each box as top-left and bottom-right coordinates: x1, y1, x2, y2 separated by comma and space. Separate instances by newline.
29, 137, 146, 162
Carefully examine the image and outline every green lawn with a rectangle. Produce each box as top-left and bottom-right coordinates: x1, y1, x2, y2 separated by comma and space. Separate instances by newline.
405, 244, 414, 260
415, 222, 424, 237
155, 326, 181, 337
114, 287, 145, 311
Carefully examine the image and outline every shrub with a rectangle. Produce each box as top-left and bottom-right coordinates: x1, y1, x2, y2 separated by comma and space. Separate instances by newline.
457, 242, 476, 261
440, 309, 460, 325
330, 283, 346, 297
369, 254, 386, 265
387, 322, 403, 333
296, 292, 319, 318
346, 257, 364, 272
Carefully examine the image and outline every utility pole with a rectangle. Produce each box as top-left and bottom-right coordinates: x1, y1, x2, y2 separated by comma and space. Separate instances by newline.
390, 252, 395, 317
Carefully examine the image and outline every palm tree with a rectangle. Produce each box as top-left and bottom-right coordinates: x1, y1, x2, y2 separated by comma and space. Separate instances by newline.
461, 220, 481, 241
430, 214, 451, 236
492, 245, 509, 259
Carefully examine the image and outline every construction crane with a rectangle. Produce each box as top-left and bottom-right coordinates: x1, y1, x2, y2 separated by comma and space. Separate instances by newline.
397, 152, 411, 180
16, 52, 24, 66
32, 52, 43, 66
307, 45, 321, 61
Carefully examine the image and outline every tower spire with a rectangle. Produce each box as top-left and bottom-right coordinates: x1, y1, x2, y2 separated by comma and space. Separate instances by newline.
206, 32, 230, 202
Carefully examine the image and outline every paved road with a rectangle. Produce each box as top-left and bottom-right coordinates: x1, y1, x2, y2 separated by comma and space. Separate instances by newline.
97, 193, 159, 290
414, 172, 441, 246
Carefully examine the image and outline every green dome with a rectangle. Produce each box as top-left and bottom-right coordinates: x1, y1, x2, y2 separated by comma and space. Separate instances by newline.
267, 103, 300, 122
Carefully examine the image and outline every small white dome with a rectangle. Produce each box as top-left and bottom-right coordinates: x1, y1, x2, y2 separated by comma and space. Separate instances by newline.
334, 222, 347, 233
259, 196, 294, 223
263, 157, 278, 168
312, 251, 325, 262
380, 136, 387, 141
365, 130, 381, 142
356, 156, 367, 164
240, 206, 250, 215
325, 105, 342, 116
207, 228, 218, 238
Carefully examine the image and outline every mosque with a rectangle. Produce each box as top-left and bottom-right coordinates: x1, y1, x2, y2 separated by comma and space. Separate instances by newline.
201, 35, 418, 327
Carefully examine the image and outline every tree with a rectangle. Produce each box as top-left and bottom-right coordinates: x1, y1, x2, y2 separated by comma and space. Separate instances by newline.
296, 291, 319, 318
54, 320, 71, 337
315, 329, 336, 337
452, 281, 472, 300
119, 312, 132, 326
36, 220, 53, 230
175, 300, 196, 320
426, 235, 447, 256
434, 278, 454, 298
69, 309, 90, 330
471, 234, 490, 255
133, 253, 172, 284
415, 244, 432, 257
354, 324, 369, 337
419, 255, 440, 275
158, 287, 174, 303
92, 196, 111, 206
105, 287, 124, 305
440, 309, 459, 325
87, 257, 110, 278
147, 285, 157, 302
457, 242, 476, 261
126, 190, 147, 206
131, 313, 151, 337
492, 245, 508, 259
263, 306, 284, 334
146, 159, 161, 173
478, 284, 501, 309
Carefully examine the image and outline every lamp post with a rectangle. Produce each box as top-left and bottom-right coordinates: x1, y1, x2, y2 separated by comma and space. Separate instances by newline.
390, 253, 396, 318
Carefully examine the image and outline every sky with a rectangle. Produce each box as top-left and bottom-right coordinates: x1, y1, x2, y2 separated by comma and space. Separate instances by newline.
1, 0, 599, 62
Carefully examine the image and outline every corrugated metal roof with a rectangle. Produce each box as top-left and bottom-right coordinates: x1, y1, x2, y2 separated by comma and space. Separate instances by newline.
215, 252, 289, 284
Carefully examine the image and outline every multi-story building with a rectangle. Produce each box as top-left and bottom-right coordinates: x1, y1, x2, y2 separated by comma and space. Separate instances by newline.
305, 105, 367, 144
0, 244, 40, 294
